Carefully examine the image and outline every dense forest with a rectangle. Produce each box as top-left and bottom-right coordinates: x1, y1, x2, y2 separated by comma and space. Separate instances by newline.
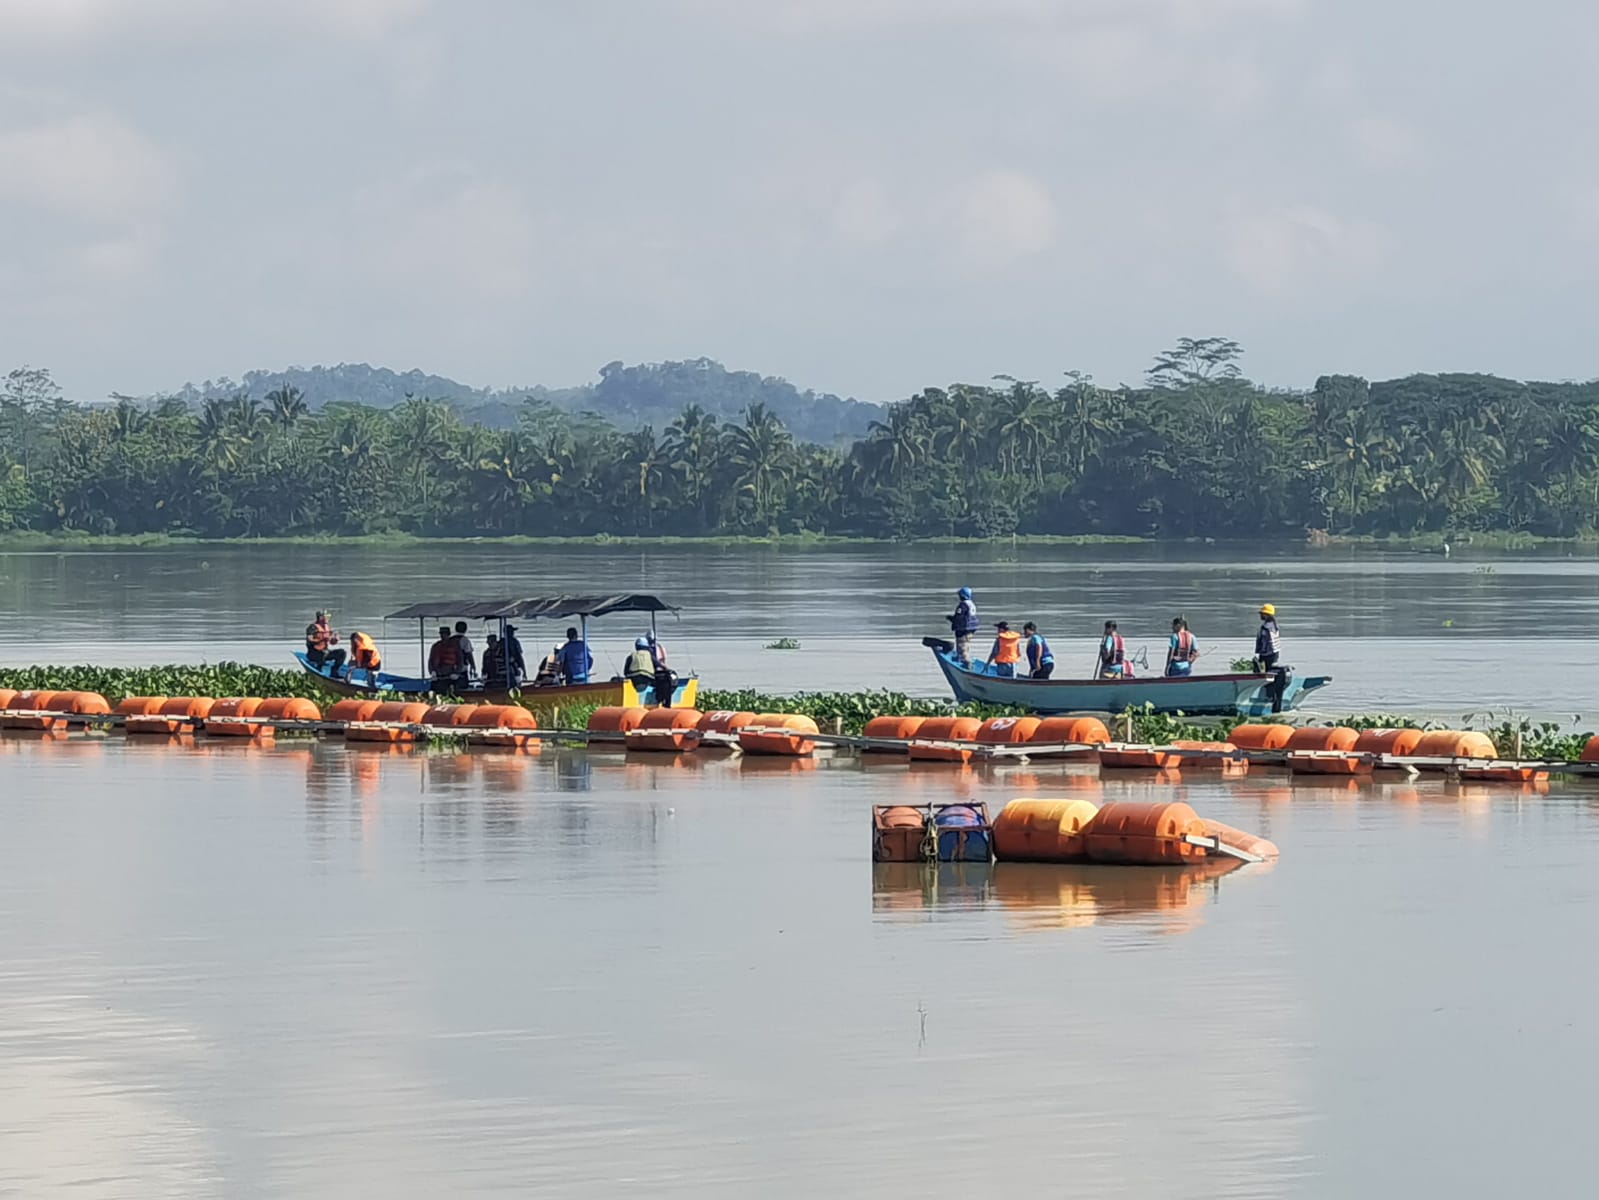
3, 339, 1596, 539
151, 358, 882, 446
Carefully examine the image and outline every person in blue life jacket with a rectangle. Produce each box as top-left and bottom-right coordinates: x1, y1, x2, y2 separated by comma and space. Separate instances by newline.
1022, 621, 1054, 679
1165, 615, 1200, 677
1253, 603, 1281, 672
1096, 620, 1127, 678
557, 626, 592, 684
947, 586, 979, 664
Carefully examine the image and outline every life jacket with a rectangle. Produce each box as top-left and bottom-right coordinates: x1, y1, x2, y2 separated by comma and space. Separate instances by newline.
993, 630, 1022, 664
430, 638, 461, 673
305, 622, 331, 652
625, 648, 655, 678
950, 600, 979, 635
1028, 634, 1053, 669
1104, 632, 1125, 666
1174, 629, 1196, 662
351, 631, 381, 669
1256, 619, 1281, 657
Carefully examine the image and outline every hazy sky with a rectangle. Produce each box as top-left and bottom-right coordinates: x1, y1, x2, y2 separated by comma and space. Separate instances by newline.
2, 0, 1596, 402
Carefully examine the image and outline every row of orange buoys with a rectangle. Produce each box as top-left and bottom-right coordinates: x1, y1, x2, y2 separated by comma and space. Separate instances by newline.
990, 798, 1278, 865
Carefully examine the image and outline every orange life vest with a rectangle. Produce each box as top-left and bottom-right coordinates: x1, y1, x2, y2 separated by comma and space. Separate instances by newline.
993, 630, 1022, 664
1174, 629, 1196, 661
351, 632, 381, 670
306, 621, 332, 652
429, 638, 461, 674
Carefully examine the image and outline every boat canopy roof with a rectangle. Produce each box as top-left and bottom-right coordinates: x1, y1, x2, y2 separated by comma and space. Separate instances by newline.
384, 593, 679, 621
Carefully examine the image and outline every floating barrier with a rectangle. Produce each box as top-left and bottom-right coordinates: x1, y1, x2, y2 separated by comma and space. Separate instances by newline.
115, 696, 167, 717
862, 715, 928, 746
991, 799, 1101, 863
698, 710, 758, 745
205, 697, 270, 740
1098, 744, 1184, 771
1029, 716, 1109, 757
346, 701, 431, 743
127, 696, 214, 735
907, 716, 982, 762
873, 806, 930, 862
977, 716, 1042, 745
1, 690, 112, 731
1197, 819, 1280, 861
1354, 728, 1424, 756
423, 703, 479, 727
1457, 764, 1549, 784
588, 707, 648, 738
1411, 730, 1498, 767
1082, 801, 1209, 865
869, 803, 993, 862
739, 713, 820, 756
327, 698, 383, 724
627, 707, 704, 752
1170, 740, 1249, 776
1230, 723, 1295, 751
935, 804, 994, 862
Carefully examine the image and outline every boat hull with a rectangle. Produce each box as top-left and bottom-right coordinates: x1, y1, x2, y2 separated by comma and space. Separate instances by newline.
293, 653, 698, 717
924, 641, 1329, 717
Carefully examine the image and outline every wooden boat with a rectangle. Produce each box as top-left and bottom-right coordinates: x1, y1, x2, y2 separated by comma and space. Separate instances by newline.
296, 593, 698, 718
924, 637, 1329, 717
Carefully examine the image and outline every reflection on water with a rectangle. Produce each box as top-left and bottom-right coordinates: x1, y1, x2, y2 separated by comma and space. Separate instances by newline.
6, 736, 1599, 1195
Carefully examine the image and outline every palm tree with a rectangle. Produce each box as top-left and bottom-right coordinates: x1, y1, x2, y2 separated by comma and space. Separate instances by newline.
266, 386, 309, 433
728, 403, 795, 527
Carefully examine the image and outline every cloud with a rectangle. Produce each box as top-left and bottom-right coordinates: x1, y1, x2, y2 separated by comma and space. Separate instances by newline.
0, 0, 431, 46
1347, 115, 1421, 168
352, 177, 538, 299
0, 115, 177, 223
1225, 203, 1388, 291
951, 169, 1058, 265
683, 0, 1299, 34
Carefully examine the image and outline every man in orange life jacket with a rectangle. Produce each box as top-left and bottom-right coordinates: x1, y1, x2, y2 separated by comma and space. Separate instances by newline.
1165, 616, 1199, 677
1097, 620, 1126, 678
304, 611, 345, 674
428, 625, 466, 688
987, 621, 1023, 678
349, 630, 381, 684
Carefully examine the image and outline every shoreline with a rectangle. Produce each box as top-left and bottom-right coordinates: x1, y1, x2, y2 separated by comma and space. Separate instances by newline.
0, 530, 1590, 551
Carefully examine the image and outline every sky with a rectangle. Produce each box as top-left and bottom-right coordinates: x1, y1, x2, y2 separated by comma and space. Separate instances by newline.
2, 0, 1597, 404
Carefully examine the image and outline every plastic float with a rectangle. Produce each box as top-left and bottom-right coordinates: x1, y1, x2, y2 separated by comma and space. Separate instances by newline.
1286, 726, 1369, 775
626, 707, 704, 752
586, 706, 648, 741
739, 713, 820, 756
1, 690, 112, 731
126, 696, 214, 735
1229, 723, 1295, 751
907, 716, 982, 762
1354, 728, 1425, 757
1170, 740, 1249, 776
204, 697, 271, 740
1026, 716, 1109, 757
1410, 730, 1498, 769
976, 716, 1043, 746
423, 703, 480, 727
697, 710, 758, 749
1098, 744, 1185, 771
345, 701, 431, 743
464, 705, 539, 749
870, 803, 993, 863
991, 799, 1102, 862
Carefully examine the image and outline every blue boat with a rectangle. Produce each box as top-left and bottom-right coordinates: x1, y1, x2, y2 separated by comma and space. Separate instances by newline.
923, 638, 1330, 717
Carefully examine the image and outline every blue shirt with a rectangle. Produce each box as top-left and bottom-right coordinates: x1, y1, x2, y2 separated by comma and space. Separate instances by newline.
557, 640, 593, 679
1026, 634, 1053, 670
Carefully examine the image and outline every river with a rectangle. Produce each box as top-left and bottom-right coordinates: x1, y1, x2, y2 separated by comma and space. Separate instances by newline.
0, 543, 1595, 1196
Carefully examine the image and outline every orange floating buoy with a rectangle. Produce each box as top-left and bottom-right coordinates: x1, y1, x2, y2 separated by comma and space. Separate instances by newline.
1, 690, 60, 730
1170, 741, 1248, 775
976, 716, 1042, 745
127, 696, 215, 736
328, 698, 383, 725
1027, 716, 1110, 756
906, 715, 981, 761
1285, 726, 1359, 753
1353, 727, 1424, 756
1083, 800, 1208, 865
861, 714, 928, 744
1581, 736, 1599, 764
346, 701, 432, 743
739, 713, 820, 756
991, 798, 1101, 863
0, 688, 15, 711
255, 697, 321, 722
464, 705, 539, 749
628, 707, 704, 752
422, 703, 478, 727
872, 805, 929, 862
1289, 751, 1372, 776
1411, 730, 1498, 766
1230, 723, 1295, 751
1457, 765, 1549, 783
1099, 745, 1184, 770
698, 709, 757, 735
205, 697, 269, 740
1199, 818, 1280, 861
115, 696, 167, 717
588, 706, 648, 736
5, 691, 114, 731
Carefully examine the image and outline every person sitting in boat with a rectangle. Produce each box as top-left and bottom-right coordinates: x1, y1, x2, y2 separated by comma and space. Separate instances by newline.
624, 636, 657, 697
1253, 604, 1281, 673
1165, 616, 1199, 677
1023, 621, 1054, 679
428, 625, 468, 691
534, 645, 562, 686
557, 626, 592, 685
987, 621, 1023, 678
1097, 620, 1127, 678
305, 611, 345, 674
947, 587, 979, 665
349, 630, 381, 684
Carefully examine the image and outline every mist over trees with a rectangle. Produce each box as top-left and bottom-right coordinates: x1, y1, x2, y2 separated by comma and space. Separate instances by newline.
2, 341, 1596, 539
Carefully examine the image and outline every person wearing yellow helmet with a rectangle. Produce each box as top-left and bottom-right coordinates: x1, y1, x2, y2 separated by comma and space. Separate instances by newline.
1253, 603, 1281, 673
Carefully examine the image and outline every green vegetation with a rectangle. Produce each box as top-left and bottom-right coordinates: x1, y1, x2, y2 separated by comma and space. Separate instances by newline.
0, 663, 333, 702
10, 339, 1599, 539
762, 637, 802, 650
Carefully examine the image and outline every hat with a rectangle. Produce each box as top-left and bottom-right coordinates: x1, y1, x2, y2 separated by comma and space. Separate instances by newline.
635, 636, 650, 648
1260, 603, 1276, 616
1023, 621, 1037, 632
958, 586, 972, 600
505, 624, 517, 633
995, 620, 1010, 630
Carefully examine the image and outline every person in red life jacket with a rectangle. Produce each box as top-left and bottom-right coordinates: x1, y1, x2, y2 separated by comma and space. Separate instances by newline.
1165, 616, 1200, 677
304, 611, 346, 674
1096, 620, 1127, 678
428, 625, 466, 689
1022, 621, 1054, 679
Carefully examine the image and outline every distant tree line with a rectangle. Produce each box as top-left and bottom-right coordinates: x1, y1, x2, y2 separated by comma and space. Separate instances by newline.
2, 339, 1596, 538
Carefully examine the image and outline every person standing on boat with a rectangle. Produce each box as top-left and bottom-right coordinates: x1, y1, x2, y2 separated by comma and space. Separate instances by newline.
305, 612, 346, 674
558, 626, 592, 684
452, 621, 477, 678
1096, 621, 1126, 678
1165, 616, 1199, 677
948, 587, 979, 664
1022, 621, 1054, 679
987, 621, 1023, 677
482, 633, 507, 687
428, 625, 466, 689
1253, 604, 1281, 673
503, 624, 527, 686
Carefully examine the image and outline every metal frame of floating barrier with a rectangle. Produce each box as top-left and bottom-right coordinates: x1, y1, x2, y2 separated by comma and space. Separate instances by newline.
1181, 833, 1266, 863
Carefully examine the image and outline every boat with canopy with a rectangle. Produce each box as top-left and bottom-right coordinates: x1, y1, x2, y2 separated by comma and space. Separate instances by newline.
295, 593, 698, 714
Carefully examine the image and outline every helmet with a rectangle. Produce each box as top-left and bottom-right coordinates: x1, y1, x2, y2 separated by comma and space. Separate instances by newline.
635, 636, 650, 648
958, 586, 973, 600
1260, 603, 1276, 617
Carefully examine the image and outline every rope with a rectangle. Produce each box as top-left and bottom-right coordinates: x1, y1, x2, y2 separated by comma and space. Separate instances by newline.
920, 804, 939, 864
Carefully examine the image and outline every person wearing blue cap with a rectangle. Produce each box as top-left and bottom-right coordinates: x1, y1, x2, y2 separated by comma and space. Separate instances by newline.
625, 636, 656, 695
947, 586, 979, 665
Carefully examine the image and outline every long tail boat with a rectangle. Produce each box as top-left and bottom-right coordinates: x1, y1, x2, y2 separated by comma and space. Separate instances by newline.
923, 637, 1329, 717
296, 594, 698, 717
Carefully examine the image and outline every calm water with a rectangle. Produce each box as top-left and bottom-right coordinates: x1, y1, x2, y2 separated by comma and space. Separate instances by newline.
2, 545, 1598, 1196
